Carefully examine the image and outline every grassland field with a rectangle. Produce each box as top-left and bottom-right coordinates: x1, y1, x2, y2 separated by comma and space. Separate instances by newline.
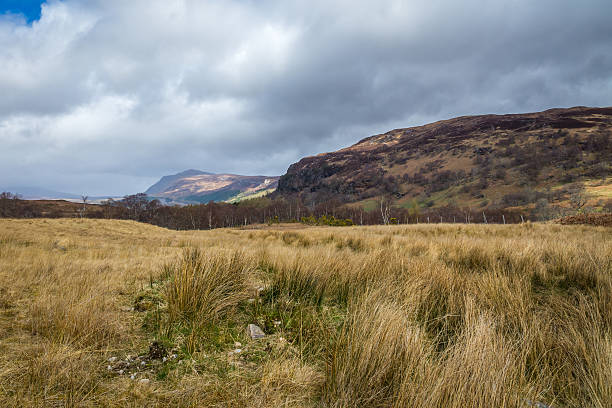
0, 218, 611, 407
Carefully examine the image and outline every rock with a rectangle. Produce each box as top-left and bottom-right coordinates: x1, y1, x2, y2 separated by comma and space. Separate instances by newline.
130, 374, 136, 380
234, 341, 242, 348
107, 365, 112, 371
108, 357, 117, 362
118, 369, 124, 375
139, 378, 150, 385
247, 324, 265, 339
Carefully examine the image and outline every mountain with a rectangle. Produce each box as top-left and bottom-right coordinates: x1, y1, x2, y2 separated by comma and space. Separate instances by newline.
277, 106, 612, 211
0, 186, 120, 203
144, 169, 214, 195
0, 186, 81, 200
145, 170, 279, 204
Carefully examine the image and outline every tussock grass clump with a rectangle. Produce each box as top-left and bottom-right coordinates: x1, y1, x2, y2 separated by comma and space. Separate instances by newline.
326, 290, 431, 407
2, 342, 101, 406
407, 307, 525, 407
166, 248, 250, 326
26, 263, 123, 348
265, 259, 327, 307
29, 293, 119, 348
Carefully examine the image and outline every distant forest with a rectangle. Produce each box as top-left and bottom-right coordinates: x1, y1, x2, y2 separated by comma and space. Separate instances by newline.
0, 191, 570, 229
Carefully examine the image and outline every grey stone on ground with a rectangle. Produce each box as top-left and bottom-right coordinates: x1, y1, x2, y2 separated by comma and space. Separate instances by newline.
247, 324, 265, 339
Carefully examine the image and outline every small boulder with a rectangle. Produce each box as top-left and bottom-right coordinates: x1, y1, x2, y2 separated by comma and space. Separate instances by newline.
247, 324, 265, 339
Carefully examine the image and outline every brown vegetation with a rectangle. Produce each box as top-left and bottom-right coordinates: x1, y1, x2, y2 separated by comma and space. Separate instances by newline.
0, 219, 610, 407
277, 106, 612, 212
558, 213, 612, 227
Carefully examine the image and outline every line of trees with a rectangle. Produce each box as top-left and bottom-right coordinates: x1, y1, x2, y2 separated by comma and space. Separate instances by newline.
4, 190, 607, 230
94, 194, 530, 229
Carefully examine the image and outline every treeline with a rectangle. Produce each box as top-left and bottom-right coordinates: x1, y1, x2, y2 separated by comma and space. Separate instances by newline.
1, 191, 532, 229
96, 194, 533, 228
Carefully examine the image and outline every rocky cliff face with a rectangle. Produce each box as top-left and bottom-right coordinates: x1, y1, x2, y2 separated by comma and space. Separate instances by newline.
277, 107, 612, 209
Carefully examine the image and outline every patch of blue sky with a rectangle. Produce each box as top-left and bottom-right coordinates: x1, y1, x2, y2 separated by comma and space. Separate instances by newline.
0, 0, 46, 23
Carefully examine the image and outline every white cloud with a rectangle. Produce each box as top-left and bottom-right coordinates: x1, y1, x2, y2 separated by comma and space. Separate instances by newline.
0, 0, 610, 195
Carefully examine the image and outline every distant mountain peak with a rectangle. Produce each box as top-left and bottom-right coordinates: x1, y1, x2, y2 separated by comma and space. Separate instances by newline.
145, 170, 279, 204
176, 169, 213, 177
0, 186, 81, 200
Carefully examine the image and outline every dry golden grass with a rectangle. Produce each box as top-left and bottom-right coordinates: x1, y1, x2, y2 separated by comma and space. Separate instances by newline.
0, 218, 610, 407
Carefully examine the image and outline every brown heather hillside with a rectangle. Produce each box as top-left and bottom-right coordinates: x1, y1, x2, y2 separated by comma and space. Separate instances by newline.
277, 107, 612, 212
0, 198, 103, 218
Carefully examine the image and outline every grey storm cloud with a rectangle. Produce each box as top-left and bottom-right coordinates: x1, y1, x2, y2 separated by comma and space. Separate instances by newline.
0, 0, 611, 195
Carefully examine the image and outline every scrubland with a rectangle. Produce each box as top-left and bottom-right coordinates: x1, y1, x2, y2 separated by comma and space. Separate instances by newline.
0, 218, 610, 407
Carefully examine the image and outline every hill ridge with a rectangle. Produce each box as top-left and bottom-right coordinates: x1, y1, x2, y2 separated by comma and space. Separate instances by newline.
277, 106, 612, 212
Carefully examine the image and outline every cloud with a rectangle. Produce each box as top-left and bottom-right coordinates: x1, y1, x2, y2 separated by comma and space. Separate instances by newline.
0, 0, 611, 195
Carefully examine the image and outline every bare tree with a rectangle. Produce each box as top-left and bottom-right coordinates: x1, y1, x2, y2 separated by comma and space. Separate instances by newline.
380, 196, 391, 225
78, 195, 89, 218
568, 182, 591, 212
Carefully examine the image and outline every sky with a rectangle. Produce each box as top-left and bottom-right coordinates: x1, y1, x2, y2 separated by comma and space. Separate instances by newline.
0, 0, 611, 196
1, 0, 42, 22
